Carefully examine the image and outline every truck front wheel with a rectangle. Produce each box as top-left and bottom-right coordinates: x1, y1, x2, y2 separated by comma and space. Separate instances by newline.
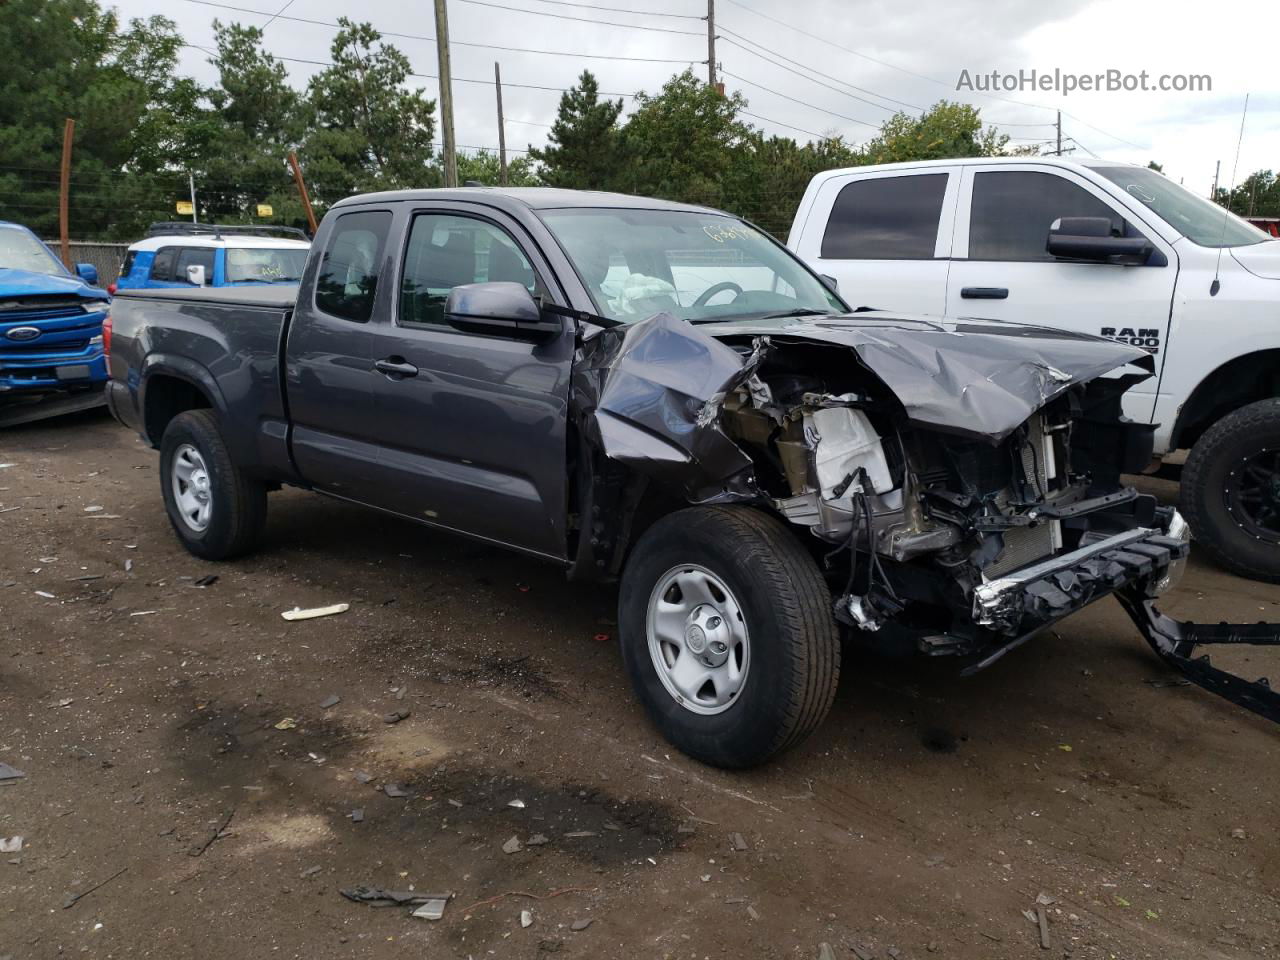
160, 409, 267, 560
1181, 399, 1280, 583
618, 506, 840, 768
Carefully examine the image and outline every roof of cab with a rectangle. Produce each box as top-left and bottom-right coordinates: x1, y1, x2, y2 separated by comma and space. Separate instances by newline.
330, 186, 726, 215
126, 234, 311, 253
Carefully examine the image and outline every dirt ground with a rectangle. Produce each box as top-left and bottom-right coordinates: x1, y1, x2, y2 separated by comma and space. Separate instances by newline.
2, 409, 1278, 960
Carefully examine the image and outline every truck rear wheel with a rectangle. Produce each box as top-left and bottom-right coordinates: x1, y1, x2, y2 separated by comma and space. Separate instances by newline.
1181, 399, 1280, 583
618, 506, 840, 768
160, 409, 267, 560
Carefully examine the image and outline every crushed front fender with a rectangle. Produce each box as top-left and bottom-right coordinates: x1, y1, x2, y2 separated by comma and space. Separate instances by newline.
571, 312, 765, 503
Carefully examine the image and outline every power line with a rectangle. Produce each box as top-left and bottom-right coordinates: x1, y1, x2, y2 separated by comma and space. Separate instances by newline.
720, 69, 879, 130
718, 27, 922, 113
720, 0, 1142, 147
183, 42, 643, 98
452, 0, 704, 36
183, 0, 699, 63
497, 0, 703, 18
738, 110, 825, 140
719, 35, 910, 118
260, 0, 296, 29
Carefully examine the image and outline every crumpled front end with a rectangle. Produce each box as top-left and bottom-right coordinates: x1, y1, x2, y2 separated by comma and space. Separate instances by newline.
570, 312, 1171, 645
568, 310, 1279, 726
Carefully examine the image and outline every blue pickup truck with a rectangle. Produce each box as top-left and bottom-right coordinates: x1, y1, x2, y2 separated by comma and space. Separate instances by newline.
0, 221, 111, 425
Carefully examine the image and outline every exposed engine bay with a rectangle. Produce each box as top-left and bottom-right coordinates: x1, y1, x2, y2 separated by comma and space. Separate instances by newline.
569, 311, 1278, 724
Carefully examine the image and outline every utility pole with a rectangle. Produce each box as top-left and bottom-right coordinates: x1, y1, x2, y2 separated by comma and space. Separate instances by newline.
188, 172, 198, 223
706, 0, 716, 88
1055, 111, 1062, 157
287, 151, 319, 236
1212, 160, 1220, 201
494, 62, 508, 186
434, 0, 458, 188
58, 118, 75, 269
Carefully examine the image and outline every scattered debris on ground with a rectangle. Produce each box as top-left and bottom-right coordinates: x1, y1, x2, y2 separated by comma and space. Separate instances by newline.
281, 602, 350, 621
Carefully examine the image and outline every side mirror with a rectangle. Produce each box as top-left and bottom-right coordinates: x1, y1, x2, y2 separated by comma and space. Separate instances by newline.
185, 264, 207, 286
820, 273, 839, 293
75, 263, 99, 286
444, 282, 561, 342
1047, 216, 1154, 265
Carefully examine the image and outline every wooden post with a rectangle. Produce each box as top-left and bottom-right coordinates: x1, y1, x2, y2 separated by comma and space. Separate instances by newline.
434, 0, 458, 188
288, 151, 319, 236
706, 0, 716, 88
495, 62, 508, 186
59, 118, 75, 269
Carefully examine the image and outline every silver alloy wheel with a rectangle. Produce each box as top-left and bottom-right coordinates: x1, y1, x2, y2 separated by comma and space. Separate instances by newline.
646, 563, 750, 715
171, 443, 213, 532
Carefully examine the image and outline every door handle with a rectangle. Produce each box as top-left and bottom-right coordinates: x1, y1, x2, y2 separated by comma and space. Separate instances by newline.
374, 357, 419, 379
960, 287, 1009, 300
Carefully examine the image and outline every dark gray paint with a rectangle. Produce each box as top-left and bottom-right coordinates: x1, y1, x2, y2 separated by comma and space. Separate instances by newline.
107, 186, 1151, 566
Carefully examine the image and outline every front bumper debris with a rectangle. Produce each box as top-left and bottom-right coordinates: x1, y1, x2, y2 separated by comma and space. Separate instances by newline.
1117, 592, 1280, 724
972, 526, 1190, 634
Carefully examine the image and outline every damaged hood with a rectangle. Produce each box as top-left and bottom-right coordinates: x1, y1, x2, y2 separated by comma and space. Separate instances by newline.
572, 310, 1152, 504
702, 311, 1154, 441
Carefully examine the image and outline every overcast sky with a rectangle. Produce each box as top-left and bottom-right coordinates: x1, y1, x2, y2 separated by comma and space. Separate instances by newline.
115, 0, 1278, 195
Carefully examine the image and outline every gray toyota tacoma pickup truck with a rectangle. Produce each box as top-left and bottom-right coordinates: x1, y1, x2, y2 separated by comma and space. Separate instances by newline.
105, 187, 1279, 767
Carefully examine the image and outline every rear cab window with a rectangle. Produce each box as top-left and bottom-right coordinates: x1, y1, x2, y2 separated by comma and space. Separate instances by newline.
820, 174, 949, 260
314, 210, 392, 323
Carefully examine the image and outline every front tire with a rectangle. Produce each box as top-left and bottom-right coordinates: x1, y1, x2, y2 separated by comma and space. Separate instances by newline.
618, 506, 840, 768
160, 409, 267, 560
1181, 399, 1280, 583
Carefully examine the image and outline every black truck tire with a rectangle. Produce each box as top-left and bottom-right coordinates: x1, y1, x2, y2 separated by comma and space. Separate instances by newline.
1181, 399, 1280, 583
159, 409, 267, 561
618, 506, 840, 768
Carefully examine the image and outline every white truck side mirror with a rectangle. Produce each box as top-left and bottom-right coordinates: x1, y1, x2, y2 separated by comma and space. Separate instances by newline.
186, 264, 207, 286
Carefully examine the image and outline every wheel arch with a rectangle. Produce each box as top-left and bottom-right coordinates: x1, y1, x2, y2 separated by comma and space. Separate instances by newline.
1171, 349, 1280, 451
139, 356, 225, 448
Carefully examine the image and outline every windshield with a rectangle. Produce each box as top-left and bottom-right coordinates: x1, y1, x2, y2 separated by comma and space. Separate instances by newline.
1093, 166, 1269, 248
0, 226, 67, 276
225, 247, 308, 283
538, 208, 846, 323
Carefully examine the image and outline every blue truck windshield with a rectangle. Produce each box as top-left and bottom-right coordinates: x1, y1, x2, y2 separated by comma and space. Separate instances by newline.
0, 226, 67, 276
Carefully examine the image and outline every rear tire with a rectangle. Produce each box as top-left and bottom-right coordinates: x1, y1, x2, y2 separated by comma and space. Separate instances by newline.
160, 409, 267, 560
1180, 399, 1280, 583
618, 506, 840, 768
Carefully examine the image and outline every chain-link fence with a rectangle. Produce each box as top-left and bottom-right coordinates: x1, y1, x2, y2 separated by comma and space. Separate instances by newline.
44, 241, 129, 287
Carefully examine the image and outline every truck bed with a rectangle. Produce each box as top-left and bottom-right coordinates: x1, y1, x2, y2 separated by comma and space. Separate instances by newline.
106, 284, 299, 481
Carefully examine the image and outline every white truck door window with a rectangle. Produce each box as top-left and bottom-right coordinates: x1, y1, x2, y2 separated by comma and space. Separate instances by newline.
946, 166, 1178, 424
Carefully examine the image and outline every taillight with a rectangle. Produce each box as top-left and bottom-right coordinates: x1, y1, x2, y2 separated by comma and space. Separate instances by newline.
102, 313, 112, 361
107, 282, 117, 295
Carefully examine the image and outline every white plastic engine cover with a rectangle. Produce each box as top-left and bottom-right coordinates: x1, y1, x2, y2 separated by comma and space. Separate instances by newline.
808, 407, 894, 499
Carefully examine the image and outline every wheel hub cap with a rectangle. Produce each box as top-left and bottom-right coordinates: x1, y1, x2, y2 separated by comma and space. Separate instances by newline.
1225, 446, 1280, 543
172, 443, 213, 532
646, 564, 749, 716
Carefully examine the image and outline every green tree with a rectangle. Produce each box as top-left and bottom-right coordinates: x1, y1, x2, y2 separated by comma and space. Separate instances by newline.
620, 70, 750, 207
456, 150, 540, 187
303, 19, 437, 203
191, 21, 308, 224
723, 132, 861, 237
528, 71, 624, 189
863, 100, 1008, 164
0, 0, 196, 239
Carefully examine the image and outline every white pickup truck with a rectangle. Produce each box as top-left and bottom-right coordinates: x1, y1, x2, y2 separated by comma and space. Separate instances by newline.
788, 157, 1280, 582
